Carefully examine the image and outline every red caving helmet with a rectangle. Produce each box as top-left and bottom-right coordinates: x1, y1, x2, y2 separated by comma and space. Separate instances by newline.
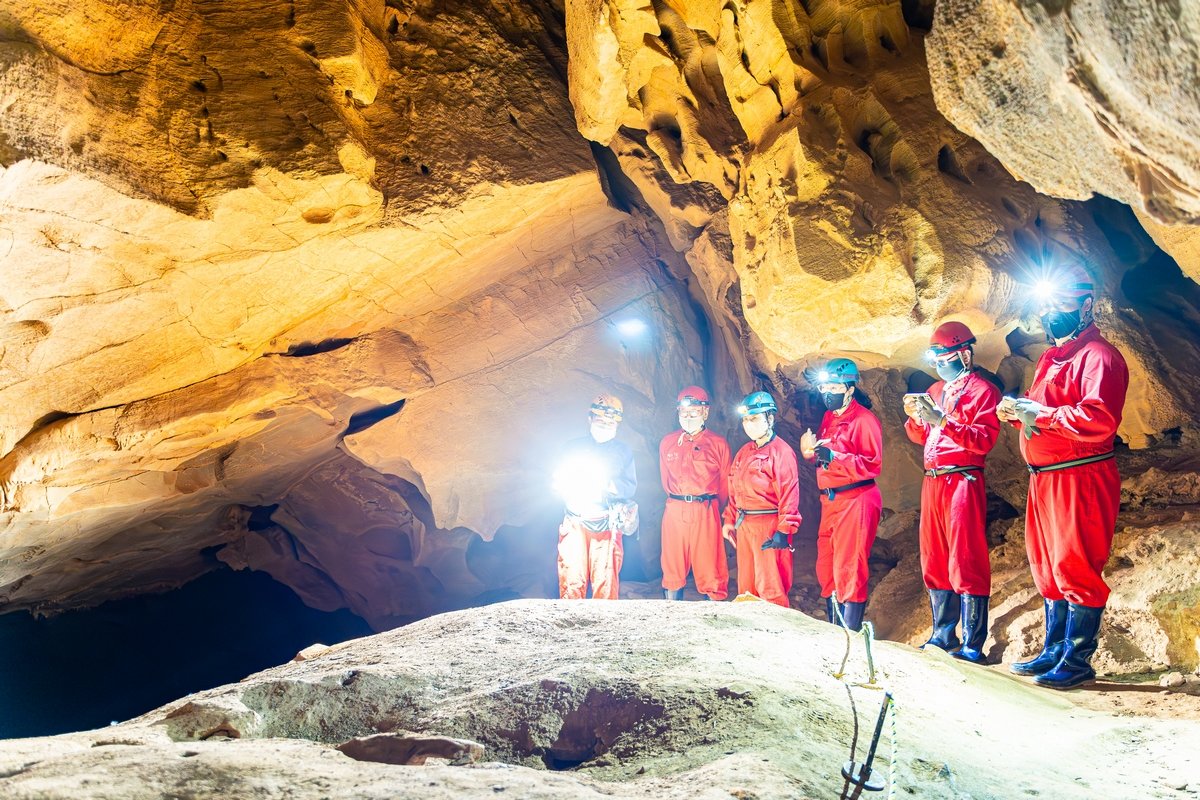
676, 386, 711, 408
928, 321, 977, 356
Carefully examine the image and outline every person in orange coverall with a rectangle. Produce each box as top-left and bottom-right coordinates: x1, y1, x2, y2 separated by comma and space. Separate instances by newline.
800, 358, 882, 632
660, 386, 732, 601
721, 391, 801, 608
1000, 262, 1128, 690
553, 394, 637, 600
903, 321, 1001, 663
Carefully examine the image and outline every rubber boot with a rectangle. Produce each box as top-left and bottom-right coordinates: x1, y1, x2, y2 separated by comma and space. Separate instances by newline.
952, 594, 990, 664
1035, 604, 1104, 690
663, 588, 684, 601
1010, 598, 1068, 676
840, 601, 866, 632
823, 596, 837, 625
921, 589, 961, 651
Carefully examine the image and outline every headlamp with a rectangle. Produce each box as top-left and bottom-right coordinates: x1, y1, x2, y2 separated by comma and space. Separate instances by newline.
817, 370, 831, 383
1034, 279, 1057, 301
736, 404, 749, 416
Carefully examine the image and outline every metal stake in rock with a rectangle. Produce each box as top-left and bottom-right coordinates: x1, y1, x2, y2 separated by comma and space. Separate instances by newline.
842, 691, 893, 793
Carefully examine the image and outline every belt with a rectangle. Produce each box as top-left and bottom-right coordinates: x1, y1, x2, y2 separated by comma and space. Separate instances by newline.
822, 478, 876, 502
733, 507, 777, 529
565, 509, 611, 533
668, 493, 718, 503
1027, 451, 1115, 475
924, 465, 981, 480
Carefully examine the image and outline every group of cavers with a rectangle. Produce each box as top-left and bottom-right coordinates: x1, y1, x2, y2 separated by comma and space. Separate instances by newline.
553, 262, 1128, 692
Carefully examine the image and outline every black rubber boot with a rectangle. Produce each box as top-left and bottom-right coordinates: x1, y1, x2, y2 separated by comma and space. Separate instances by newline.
840, 601, 865, 632
952, 594, 990, 664
823, 596, 837, 625
921, 589, 961, 651
1010, 598, 1068, 676
663, 588, 684, 601
1035, 604, 1104, 690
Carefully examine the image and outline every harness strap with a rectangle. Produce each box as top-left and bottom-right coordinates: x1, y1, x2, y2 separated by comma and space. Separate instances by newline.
823, 478, 877, 502
924, 465, 982, 479
1027, 451, 1115, 475
733, 507, 777, 529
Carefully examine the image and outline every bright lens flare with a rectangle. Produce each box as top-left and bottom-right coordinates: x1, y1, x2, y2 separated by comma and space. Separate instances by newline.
553, 453, 611, 514
1033, 279, 1057, 301
615, 319, 648, 337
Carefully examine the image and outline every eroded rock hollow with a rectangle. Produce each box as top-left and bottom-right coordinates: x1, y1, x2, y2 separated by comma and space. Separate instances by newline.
1, 0, 1199, 693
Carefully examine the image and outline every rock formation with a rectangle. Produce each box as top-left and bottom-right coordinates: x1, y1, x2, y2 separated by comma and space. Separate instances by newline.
0, 601, 1196, 799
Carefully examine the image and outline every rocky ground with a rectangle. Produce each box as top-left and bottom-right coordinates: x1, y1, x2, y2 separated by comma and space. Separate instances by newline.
0, 600, 1196, 799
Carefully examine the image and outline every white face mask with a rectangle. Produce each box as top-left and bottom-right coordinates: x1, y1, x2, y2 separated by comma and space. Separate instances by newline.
590, 422, 617, 443
678, 408, 707, 435
742, 416, 771, 442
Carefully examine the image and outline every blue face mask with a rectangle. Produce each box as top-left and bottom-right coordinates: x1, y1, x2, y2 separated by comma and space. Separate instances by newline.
935, 355, 966, 382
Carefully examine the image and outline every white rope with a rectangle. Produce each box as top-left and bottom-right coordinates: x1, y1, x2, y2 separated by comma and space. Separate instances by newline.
826, 594, 901, 797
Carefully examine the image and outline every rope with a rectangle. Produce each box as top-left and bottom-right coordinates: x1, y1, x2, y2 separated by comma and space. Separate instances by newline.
886, 696, 897, 800
826, 591, 901, 797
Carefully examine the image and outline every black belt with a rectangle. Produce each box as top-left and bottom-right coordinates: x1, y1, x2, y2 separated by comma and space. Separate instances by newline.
1027, 451, 1115, 475
822, 478, 876, 501
668, 493, 718, 503
924, 465, 981, 479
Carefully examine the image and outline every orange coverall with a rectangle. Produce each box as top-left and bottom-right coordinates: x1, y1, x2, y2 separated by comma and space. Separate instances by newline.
723, 435, 801, 607
659, 428, 732, 600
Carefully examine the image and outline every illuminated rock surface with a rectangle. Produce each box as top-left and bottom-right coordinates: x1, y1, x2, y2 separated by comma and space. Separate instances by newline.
927, 0, 1200, 226
0, 601, 1196, 799
2, 0, 1200, 706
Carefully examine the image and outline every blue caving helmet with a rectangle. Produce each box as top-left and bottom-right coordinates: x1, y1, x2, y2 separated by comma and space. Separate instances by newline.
737, 391, 777, 417
817, 357, 859, 385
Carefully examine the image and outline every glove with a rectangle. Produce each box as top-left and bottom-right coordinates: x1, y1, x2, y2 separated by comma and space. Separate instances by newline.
1012, 398, 1046, 439
814, 445, 834, 468
760, 531, 793, 551
914, 396, 945, 427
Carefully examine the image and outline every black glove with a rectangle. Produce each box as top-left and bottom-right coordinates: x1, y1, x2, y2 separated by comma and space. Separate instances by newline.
761, 531, 793, 551
814, 445, 833, 468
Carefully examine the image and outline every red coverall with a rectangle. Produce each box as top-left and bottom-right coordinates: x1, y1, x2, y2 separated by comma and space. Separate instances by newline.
660, 428, 732, 600
723, 435, 801, 607
1017, 324, 1128, 607
905, 371, 1001, 596
557, 436, 637, 600
813, 400, 883, 604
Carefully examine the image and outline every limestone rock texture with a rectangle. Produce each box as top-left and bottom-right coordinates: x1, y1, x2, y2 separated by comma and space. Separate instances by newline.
0, 0, 710, 625
0, 601, 1197, 799
927, 0, 1200, 227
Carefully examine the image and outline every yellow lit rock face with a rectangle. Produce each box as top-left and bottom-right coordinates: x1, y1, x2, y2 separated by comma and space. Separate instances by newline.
0, 0, 709, 622
565, 0, 1200, 457
927, 0, 1200, 227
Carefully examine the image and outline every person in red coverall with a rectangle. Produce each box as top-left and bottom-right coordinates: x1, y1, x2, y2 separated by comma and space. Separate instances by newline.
903, 321, 1001, 663
721, 391, 801, 608
800, 358, 882, 632
553, 394, 637, 600
998, 263, 1128, 690
660, 386, 732, 601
